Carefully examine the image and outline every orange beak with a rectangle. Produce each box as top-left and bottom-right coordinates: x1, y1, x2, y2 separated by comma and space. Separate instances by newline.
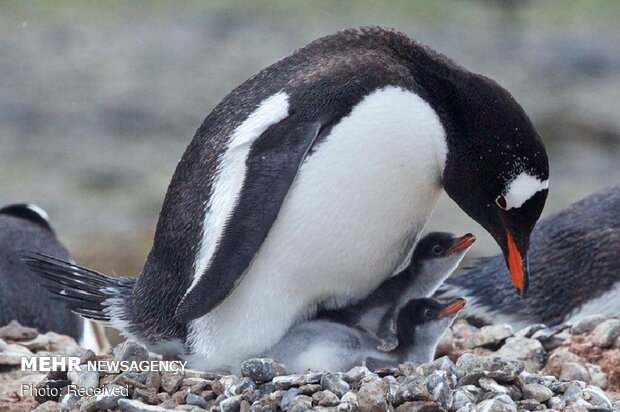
447, 233, 476, 254
439, 298, 466, 318
506, 229, 527, 298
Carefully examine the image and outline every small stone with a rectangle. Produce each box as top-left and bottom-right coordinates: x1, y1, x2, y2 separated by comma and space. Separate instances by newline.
119, 398, 169, 412
287, 394, 312, 412
570, 315, 607, 335
240, 358, 286, 383
272, 374, 305, 389
213, 375, 239, 397
495, 337, 545, 373
435, 328, 454, 357
455, 354, 523, 384
591, 319, 620, 348
560, 362, 590, 382
67, 369, 99, 390
233, 377, 256, 394
133, 387, 161, 405
425, 371, 452, 409
320, 372, 350, 397
21, 334, 53, 351
455, 403, 475, 412
452, 388, 477, 411
280, 387, 300, 409
464, 324, 513, 348
476, 398, 517, 412
220, 395, 242, 412
298, 383, 322, 395
417, 356, 457, 379
161, 372, 184, 394
34, 379, 70, 403
113, 339, 150, 363
395, 374, 432, 404
186, 393, 209, 408
521, 383, 552, 402
60, 393, 80, 411
543, 347, 585, 377
394, 401, 439, 412
343, 365, 376, 384
341, 391, 358, 404
548, 396, 566, 410
582, 385, 612, 408
585, 363, 608, 389
33, 401, 60, 412
514, 324, 546, 338
144, 371, 161, 390
44, 332, 81, 354
79, 397, 99, 412
357, 379, 390, 411
479, 377, 509, 394
312, 390, 340, 406
0, 320, 38, 341
516, 398, 540, 411
97, 384, 128, 409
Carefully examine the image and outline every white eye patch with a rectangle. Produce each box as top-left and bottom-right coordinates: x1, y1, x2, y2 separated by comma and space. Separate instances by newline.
503, 172, 549, 210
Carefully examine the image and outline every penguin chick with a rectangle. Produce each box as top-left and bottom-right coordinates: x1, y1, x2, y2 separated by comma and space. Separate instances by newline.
319, 232, 474, 351
265, 297, 465, 373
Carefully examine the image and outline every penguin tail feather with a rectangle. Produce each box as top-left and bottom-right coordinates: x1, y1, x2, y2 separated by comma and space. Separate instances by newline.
21, 252, 134, 326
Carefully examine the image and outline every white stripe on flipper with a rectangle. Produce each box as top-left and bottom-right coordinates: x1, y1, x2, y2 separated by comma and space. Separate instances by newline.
186, 92, 290, 298
503, 172, 548, 210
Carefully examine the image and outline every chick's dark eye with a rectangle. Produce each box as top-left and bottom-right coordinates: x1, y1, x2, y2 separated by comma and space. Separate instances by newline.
424, 309, 434, 319
432, 245, 444, 256
496, 195, 507, 210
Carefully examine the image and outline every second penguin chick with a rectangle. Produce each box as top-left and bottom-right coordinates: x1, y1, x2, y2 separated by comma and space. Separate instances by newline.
319, 232, 475, 351
265, 297, 466, 373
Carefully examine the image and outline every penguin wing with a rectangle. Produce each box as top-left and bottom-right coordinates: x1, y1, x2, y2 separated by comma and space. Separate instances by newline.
175, 118, 323, 322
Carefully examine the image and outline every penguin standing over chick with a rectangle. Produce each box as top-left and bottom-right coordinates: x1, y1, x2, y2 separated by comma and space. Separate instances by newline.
437, 185, 620, 328
26, 27, 549, 371
265, 297, 466, 373
320, 231, 475, 351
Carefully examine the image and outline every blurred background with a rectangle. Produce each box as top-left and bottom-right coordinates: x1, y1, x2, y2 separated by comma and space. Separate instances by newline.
2, 0, 620, 277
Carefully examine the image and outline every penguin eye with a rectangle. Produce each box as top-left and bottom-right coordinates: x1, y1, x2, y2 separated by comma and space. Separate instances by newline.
495, 195, 508, 210
432, 245, 444, 256
424, 308, 434, 319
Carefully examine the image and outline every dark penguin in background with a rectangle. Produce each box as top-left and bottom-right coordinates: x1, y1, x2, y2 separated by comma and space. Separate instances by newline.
26, 27, 549, 371
0, 204, 83, 338
437, 185, 620, 328
265, 297, 466, 373
320, 232, 475, 351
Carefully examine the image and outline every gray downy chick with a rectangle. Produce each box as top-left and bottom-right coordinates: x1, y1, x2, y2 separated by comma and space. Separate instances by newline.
319, 232, 474, 351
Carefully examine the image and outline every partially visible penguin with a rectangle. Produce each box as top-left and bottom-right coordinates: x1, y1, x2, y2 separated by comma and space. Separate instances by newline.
319, 232, 475, 351
25, 27, 549, 370
265, 297, 465, 373
437, 185, 620, 328
0, 204, 101, 349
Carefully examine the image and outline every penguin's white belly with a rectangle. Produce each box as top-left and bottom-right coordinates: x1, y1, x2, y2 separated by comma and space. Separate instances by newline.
187, 87, 447, 371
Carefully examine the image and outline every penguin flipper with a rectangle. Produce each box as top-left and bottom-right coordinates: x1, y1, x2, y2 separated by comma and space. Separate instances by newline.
364, 356, 399, 371
175, 118, 323, 322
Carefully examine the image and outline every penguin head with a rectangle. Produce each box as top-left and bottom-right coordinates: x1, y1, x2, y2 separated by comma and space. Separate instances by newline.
396, 297, 465, 347
411, 232, 476, 278
0, 203, 53, 232
441, 73, 549, 299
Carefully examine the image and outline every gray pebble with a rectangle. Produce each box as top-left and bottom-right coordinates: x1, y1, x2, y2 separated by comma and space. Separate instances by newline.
67, 369, 99, 390
118, 398, 169, 412
591, 319, 620, 348
395, 374, 431, 404
96, 384, 128, 409
522, 383, 553, 402
559, 362, 591, 383
240, 358, 286, 383
476, 397, 517, 412
320, 372, 350, 397
186, 393, 209, 408
219, 395, 242, 412
425, 371, 452, 409
357, 379, 390, 411
456, 354, 523, 384
113, 339, 150, 363
495, 337, 545, 373
161, 372, 184, 394
570, 315, 607, 335
33, 401, 60, 412
280, 387, 300, 409
79, 397, 99, 412
312, 390, 340, 407
452, 388, 477, 411
288, 394, 312, 412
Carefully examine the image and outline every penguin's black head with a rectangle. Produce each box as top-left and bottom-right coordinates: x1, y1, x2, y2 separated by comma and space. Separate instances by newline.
0, 203, 53, 232
396, 297, 465, 346
441, 73, 549, 298
412, 232, 476, 261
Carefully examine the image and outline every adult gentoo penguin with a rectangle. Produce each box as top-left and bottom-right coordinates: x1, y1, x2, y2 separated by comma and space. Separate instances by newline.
0, 204, 83, 338
437, 185, 620, 329
319, 231, 475, 351
26, 27, 549, 370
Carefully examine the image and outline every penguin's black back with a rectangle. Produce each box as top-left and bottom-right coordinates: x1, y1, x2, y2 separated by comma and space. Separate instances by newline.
0, 207, 83, 338
443, 185, 620, 326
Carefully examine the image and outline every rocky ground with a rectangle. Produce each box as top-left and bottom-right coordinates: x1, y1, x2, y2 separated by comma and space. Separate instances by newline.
1, 315, 619, 412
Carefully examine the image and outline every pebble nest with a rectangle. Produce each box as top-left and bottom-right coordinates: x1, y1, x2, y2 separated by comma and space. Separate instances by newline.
0, 315, 619, 412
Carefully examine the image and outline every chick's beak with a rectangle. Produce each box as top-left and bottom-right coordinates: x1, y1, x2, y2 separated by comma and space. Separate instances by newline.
506, 229, 529, 298
439, 298, 466, 319
446, 233, 476, 254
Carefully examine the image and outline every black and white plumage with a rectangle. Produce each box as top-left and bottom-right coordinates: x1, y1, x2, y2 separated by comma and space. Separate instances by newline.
437, 185, 620, 329
319, 232, 475, 351
0, 204, 83, 339
265, 297, 465, 373
25, 27, 549, 370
